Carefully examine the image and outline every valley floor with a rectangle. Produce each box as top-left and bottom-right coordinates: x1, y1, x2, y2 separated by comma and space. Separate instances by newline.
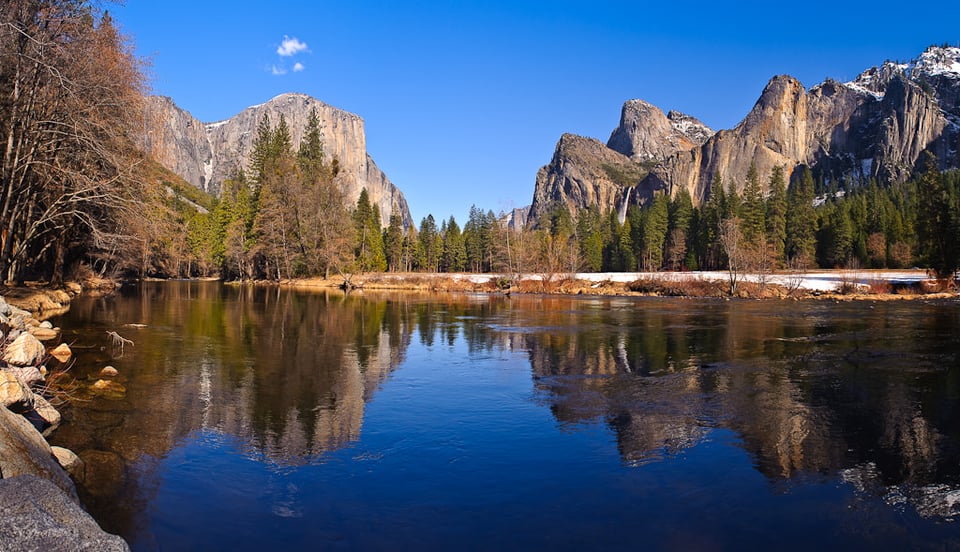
283, 268, 957, 300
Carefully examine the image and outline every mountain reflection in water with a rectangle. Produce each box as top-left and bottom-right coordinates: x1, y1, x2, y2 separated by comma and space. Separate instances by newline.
50, 283, 960, 549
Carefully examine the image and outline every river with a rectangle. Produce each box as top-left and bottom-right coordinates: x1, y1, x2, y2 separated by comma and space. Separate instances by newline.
49, 282, 960, 550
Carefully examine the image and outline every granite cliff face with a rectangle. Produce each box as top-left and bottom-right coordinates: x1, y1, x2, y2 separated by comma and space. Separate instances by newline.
531, 134, 644, 224
144, 93, 412, 227
528, 45, 960, 224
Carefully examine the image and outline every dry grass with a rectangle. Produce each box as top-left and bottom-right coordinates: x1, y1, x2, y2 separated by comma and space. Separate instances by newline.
627, 277, 727, 297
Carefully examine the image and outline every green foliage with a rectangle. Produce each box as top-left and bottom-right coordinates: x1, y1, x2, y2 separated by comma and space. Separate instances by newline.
354, 189, 387, 272
638, 194, 669, 270
786, 165, 817, 264
576, 207, 603, 272
441, 216, 468, 272
765, 165, 787, 263
601, 163, 649, 188
916, 153, 959, 277
384, 211, 405, 272
741, 163, 765, 244
418, 214, 442, 272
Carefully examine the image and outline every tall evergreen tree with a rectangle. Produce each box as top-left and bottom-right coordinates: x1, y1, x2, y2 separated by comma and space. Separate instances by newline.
640, 194, 669, 270
916, 153, 957, 276
786, 165, 817, 264
354, 189, 386, 272
418, 214, 441, 272
741, 163, 765, 244
442, 216, 467, 272
765, 165, 787, 263
384, 210, 405, 272
576, 207, 603, 272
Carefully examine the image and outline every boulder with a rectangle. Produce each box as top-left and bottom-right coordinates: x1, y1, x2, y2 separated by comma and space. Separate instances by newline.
51, 447, 84, 483
99, 366, 119, 377
0, 369, 33, 411
65, 282, 82, 296
50, 343, 72, 362
3, 333, 45, 366
6, 365, 44, 387
0, 405, 77, 501
39, 320, 53, 329
0, 474, 128, 551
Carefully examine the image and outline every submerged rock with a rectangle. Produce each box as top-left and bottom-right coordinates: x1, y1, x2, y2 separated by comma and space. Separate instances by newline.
0, 474, 128, 551
76, 450, 126, 498
99, 366, 119, 377
90, 379, 126, 400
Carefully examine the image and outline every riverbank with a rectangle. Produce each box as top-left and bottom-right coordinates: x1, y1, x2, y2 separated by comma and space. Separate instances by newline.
0, 286, 129, 550
279, 269, 958, 301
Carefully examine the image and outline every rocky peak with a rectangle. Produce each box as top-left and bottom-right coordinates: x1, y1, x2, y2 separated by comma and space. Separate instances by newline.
666, 110, 713, 146
912, 45, 960, 80
607, 99, 714, 162
846, 61, 908, 99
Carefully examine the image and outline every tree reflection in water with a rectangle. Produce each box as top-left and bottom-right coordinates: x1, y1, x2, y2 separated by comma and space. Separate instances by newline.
50, 284, 960, 543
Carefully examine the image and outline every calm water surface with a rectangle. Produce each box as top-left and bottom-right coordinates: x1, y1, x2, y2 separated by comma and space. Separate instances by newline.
49, 282, 960, 550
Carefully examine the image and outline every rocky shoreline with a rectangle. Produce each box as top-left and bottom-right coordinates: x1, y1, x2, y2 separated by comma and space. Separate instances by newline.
0, 287, 129, 551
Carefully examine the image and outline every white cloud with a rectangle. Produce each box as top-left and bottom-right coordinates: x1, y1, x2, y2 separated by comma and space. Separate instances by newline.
271, 65, 287, 76
293, 62, 305, 72
277, 36, 308, 57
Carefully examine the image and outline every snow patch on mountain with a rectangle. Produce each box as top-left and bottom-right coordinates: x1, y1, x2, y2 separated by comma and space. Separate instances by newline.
912, 46, 960, 78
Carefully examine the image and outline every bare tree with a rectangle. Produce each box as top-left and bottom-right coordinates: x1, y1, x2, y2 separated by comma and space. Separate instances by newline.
0, 4, 146, 284
718, 218, 744, 296
665, 228, 687, 271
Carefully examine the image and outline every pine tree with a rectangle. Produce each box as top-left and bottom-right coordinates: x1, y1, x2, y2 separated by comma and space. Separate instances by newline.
442, 216, 467, 272
576, 207, 603, 272
741, 162, 765, 244
916, 153, 957, 276
765, 165, 787, 263
786, 165, 817, 264
385, 210, 405, 272
667, 189, 694, 270
640, 194, 669, 270
249, 114, 273, 188
354, 189, 386, 272
298, 108, 324, 174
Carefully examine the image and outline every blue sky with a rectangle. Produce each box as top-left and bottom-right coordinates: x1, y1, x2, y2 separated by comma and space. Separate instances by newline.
113, 1, 958, 225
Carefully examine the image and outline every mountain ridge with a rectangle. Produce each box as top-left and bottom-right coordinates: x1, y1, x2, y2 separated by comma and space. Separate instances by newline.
527, 44, 960, 226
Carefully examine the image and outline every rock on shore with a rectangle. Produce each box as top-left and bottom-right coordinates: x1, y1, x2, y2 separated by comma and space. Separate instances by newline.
0, 475, 129, 551
0, 289, 129, 550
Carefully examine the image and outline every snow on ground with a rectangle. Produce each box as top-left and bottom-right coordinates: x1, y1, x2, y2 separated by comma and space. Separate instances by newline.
433, 270, 935, 293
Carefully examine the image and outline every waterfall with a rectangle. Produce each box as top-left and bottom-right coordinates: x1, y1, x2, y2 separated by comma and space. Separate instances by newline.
617, 187, 633, 224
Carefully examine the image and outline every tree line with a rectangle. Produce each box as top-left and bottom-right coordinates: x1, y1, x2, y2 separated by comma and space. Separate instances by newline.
157, 150, 960, 281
